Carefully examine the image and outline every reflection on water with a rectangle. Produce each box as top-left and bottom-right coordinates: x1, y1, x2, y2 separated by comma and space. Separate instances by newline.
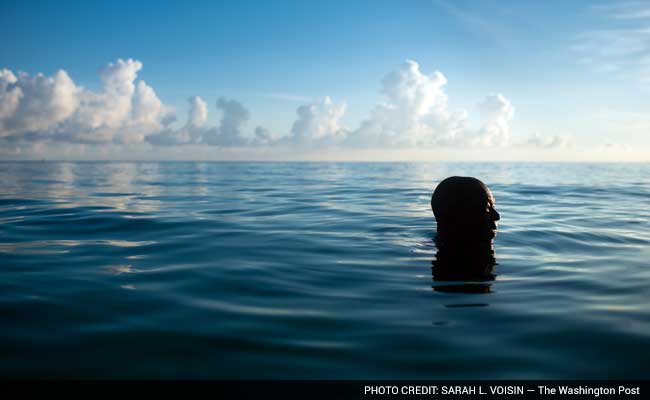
103, 264, 142, 275
435, 283, 493, 295
0, 239, 155, 255
444, 302, 489, 307
1, 162, 650, 379
431, 239, 496, 295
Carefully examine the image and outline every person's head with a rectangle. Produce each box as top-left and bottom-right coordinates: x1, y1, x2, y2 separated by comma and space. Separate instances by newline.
431, 176, 500, 245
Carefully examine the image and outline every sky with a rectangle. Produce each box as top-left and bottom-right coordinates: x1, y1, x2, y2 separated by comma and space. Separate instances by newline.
0, 0, 649, 161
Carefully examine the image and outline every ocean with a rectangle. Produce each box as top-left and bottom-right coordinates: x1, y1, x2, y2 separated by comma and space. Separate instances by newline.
1, 161, 649, 378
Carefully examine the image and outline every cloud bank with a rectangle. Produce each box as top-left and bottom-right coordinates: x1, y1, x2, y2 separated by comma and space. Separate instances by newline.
1, 59, 175, 145
1, 57, 578, 159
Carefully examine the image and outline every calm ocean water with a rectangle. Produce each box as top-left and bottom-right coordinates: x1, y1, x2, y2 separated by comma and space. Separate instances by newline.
1, 161, 649, 379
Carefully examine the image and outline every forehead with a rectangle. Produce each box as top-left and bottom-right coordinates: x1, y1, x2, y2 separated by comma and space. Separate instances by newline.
455, 184, 492, 209
466, 185, 495, 210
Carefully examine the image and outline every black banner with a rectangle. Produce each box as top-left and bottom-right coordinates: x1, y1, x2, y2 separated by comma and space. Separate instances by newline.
1, 380, 648, 399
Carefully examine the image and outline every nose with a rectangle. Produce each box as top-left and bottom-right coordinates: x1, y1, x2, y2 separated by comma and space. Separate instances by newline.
491, 208, 500, 221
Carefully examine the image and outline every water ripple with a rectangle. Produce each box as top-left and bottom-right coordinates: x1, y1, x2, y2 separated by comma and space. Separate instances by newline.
1, 161, 650, 378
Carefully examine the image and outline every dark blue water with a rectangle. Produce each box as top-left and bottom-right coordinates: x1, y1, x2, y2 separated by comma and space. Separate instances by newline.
1, 162, 649, 378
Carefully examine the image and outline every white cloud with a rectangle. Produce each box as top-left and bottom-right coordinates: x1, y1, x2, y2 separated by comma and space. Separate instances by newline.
287, 96, 346, 145
0, 69, 21, 123
67, 58, 174, 143
346, 60, 467, 147
144, 60, 514, 151
146, 96, 208, 146
0, 58, 176, 144
0, 68, 77, 137
73, 59, 142, 130
188, 95, 208, 127
133, 81, 166, 125
475, 93, 515, 146
201, 97, 250, 146
253, 126, 274, 145
345, 60, 510, 148
146, 96, 256, 147
1, 58, 520, 157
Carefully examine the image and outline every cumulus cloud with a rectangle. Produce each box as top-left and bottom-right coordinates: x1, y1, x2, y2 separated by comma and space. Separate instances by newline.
202, 98, 250, 146
146, 96, 208, 146
0, 68, 77, 137
286, 96, 347, 146
0, 70, 21, 123
66, 59, 173, 143
346, 60, 466, 147
77, 58, 143, 129
1, 58, 519, 156
188, 95, 208, 127
147, 96, 261, 147
0, 58, 174, 143
253, 126, 274, 145
133, 81, 166, 125
475, 93, 514, 146
343, 60, 513, 148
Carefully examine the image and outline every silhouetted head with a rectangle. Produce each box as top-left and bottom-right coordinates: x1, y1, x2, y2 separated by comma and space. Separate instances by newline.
431, 177, 500, 283
431, 176, 500, 246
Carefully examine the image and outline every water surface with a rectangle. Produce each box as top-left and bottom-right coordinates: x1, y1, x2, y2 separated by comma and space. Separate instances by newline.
1, 162, 649, 378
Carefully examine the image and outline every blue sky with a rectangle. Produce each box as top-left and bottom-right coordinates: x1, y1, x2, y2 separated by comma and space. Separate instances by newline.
1, 0, 648, 160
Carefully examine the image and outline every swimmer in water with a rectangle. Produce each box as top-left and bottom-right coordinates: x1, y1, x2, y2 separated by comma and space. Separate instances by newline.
431, 176, 500, 282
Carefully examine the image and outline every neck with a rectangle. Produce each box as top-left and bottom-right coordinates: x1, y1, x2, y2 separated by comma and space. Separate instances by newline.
432, 234, 496, 281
